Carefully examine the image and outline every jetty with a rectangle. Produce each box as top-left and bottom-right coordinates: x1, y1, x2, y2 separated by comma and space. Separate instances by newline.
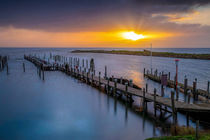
144, 68, 210, 100
24, 55, 210, 126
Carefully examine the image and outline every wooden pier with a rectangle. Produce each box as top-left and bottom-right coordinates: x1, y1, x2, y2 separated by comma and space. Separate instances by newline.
144, 68, 210, 99
24, 55, 210, 125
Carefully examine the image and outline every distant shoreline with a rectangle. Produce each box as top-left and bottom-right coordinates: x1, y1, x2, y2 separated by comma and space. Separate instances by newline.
71, 50, 210, 60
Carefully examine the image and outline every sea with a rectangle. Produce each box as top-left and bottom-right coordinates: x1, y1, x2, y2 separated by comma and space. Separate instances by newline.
0, 47, 210, 140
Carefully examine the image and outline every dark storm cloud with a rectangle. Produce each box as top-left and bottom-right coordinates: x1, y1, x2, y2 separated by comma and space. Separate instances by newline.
0, 0, 210, 31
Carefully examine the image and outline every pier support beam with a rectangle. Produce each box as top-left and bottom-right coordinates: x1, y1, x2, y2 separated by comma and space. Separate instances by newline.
23, 63, 25, 72
154, 88, 157, 117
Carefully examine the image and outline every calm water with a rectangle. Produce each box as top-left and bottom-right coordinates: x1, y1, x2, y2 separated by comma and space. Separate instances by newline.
0, 48, 210, 139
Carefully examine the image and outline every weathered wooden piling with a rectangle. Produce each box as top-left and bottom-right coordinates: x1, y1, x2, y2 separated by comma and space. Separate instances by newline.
146, 83, 148, 93
104, 65, 107, 79
161, 85, 164, 97
184, 76, 188, 94
176, 86, 179, 101
107, 79, 110, 94
86, 59, 88, 68
171, 91, 177, 125
125, 83, 128, 100
168, 72, 170, 80
6, 63, 9, 75
196, 120, 199, 140
86, 72, 89, 83
193, 79, 198, 101
99, 72, 101, 87
188, 94, 191, 104
91, 73, 94, 85
154, 88, 157, 117
22, 62, 25, 72
207, 81, 210, 99
143, 88, 146, 111
114, 79, 117, 96
42, 70, 45, 81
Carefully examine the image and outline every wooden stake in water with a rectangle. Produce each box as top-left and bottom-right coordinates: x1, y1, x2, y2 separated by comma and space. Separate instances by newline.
184, 76, 188, 95
196, 120, 199, 140
154, 88, 157, 117
7, 63, 9, 75
207, 81, 210, 99
104, 66, 107, 79
23, 63, 25, 72
42, 70, 45, 81
171, 91, 176, 125
146, 83, 148, 93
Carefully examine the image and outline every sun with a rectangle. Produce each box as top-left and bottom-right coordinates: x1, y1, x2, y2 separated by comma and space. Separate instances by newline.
122, 31, 146, 41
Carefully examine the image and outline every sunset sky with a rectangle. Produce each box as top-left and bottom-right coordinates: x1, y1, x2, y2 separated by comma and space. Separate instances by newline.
0, 0, 210, 48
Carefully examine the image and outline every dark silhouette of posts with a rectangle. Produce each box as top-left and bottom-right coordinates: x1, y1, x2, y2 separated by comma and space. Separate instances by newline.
146, 83, 148, 93
114, 79, 117, 96
99, 72, 101, 88
154, 88, 157, 117
107, 79, 110, 94
196, 120, 199, 140
23, 63, 25, 72
42, 70, 44, 81
104, 66, 107, 79
143, 88, 146, 111
184, 76, 188, 94
176, 86, 179, 101
6, 63, 9, 75
193, 79, 198, 101
125, 83, 128, 101
207, 81, 210, 99
171, 91, 177, 125
168, 72, 170, 80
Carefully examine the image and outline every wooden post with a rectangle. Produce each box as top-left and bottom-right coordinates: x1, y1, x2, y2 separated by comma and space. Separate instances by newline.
196, 120, 199, 140
107, 79, 110, 94
114, 79, 117, 96
91, 73, 94, 85
193, 79, 197, 101
168, 72, 170, 80
86, 72, 89, 83
23, 63, 25, 72
146, 83, 148, 93
6, 63, 9, 75
143, 88, 146, 111
105, 66, 107, 79
42, 70, 44, 81
86, 59, 88, 68
174, 76, 176, 89
155, 69, 157, 77
143, 68, 145, 77
171, 91, 176, 125
154, 88, 157, 117
161, 85, 164, 97
99, 72, 101, 87
82, 59, 84, 67
207, 81, 210, 99
184, 76, 188, 95
125, 83, 128, 100
176, 86, 179, 101
188, 94, 191, 104
39, 67, 41, 78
